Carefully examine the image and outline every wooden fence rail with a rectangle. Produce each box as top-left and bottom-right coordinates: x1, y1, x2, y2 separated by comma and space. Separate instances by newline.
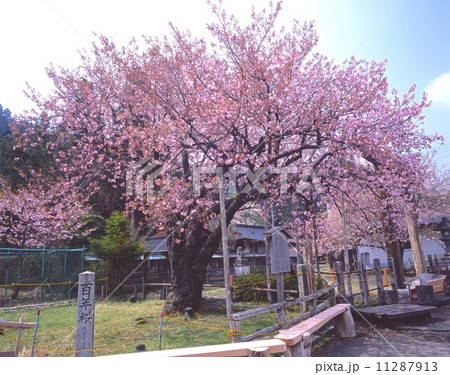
332, 257, 401, 306
229, 283, 337, 342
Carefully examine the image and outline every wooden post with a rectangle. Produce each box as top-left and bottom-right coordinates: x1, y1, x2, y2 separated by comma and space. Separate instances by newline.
331, 307, 357, 337
387, 257, 398, 293
276, 273, 285, 303
357, 260, 369, 307
142, 276, 146, 300
265, 230, 274, 303
229, 319, 242, 343
298, 264, 310, 310
296, 236, 303, 265
334, 261, 345, 303
330, 285, 337, 306
296, 264, 305, 312
383, 268, 389, 287
386, 257, 398, 304
75, 271, 95, 357
427, 254, 434, 272
218, 173, 234, 322
285, 332, 313, 357
405, 208, 427, 275
275, 272, 287, 324
142, 260, 147, 299
373, 258, 385, 305
304, 240, 315, 293
248, 347, 271, 357
14, 317, 24, 356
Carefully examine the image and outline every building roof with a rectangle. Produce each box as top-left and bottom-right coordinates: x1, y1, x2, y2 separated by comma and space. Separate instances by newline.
263, 226, 294, 239
229, 224, 265, 241
144, 224, 298, 255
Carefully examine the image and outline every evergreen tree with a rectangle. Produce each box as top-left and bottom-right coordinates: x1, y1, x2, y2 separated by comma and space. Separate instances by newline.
0, 104, 12, 136
90, 211, 144, 286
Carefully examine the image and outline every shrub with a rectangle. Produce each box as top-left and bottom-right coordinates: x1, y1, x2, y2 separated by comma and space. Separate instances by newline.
232, 271, 268, 302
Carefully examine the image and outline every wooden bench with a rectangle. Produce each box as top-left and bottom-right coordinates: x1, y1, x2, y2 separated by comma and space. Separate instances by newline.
120, 339, 287, 357
274, 303, 356, 356
0, 317, 36, 357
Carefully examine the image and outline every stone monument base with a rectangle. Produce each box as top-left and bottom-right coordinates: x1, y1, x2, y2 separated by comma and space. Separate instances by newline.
234, 265, 251, 277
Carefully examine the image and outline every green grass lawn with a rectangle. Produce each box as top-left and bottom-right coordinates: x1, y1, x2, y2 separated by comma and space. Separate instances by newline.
0, 267, 412, 357
0, 291, 299, 357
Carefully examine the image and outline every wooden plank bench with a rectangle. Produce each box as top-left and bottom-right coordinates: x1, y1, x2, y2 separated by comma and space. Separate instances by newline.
0, 317, 36, 357
120, 339, 287, 357
274, 303, 356, 356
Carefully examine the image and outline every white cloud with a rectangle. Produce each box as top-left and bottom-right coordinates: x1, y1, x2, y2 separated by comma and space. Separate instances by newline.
426, 72, 450, 109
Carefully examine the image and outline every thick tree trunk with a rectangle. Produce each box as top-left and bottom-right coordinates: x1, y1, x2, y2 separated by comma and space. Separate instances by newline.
163, 228, 209, 312
163, 191, 256, 313
382, 220, 405, 289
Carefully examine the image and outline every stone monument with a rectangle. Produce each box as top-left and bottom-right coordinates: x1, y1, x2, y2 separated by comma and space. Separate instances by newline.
75, 271, 95, 357
234, 247, 250, 277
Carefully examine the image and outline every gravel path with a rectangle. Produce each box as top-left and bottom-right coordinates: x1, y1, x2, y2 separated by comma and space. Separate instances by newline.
313, 305, 450, 357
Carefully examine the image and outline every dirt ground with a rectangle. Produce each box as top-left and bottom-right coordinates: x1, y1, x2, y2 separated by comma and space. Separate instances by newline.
313, 304, 450, 357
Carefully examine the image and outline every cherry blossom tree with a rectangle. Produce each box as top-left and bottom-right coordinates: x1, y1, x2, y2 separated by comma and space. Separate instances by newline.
0, 175, 89, 248
13, 2, 439, 311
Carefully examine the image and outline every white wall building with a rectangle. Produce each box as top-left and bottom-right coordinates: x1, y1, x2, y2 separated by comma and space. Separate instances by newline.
358, 237, 445, 268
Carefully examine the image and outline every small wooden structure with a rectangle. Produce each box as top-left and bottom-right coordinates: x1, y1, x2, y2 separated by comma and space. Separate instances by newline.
357, 303, 437, 321
0, 318, 36, 357
264, 227, 292, 309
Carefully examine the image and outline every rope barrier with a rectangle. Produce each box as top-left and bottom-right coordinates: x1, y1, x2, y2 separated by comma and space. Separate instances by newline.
0, 278, 108, 289
0, 284, 341, 354
0, 264, 387, 354
314, 270, 335, 275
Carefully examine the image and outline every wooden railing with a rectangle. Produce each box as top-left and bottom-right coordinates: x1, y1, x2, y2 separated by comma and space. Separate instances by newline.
229, 283, 337, 342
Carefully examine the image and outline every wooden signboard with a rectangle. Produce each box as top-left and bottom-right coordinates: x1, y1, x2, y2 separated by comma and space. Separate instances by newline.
270, 230, 291, 274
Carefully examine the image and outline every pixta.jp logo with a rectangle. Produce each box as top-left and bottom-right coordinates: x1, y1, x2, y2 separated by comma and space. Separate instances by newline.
126, 159, 323, 201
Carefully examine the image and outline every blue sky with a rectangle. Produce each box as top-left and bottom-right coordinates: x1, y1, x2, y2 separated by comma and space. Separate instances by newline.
1, 0, 449, 164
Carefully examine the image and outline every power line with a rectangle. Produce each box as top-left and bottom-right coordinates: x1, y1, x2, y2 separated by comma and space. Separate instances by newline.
43, 0, 91, 46
349, 0, 408, 57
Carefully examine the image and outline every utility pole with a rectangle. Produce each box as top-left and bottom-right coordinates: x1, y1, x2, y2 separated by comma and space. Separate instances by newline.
218, 173, 234, 319
342, 197, 353, 298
